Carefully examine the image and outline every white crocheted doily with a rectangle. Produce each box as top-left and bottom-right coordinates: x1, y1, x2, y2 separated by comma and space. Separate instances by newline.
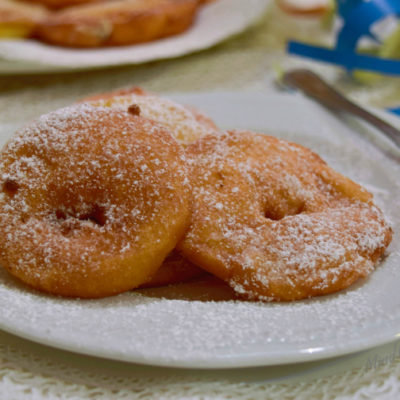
2, 329, 400, 399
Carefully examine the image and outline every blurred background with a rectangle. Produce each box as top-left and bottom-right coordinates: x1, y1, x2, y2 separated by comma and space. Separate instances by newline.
0, 0, 399, 124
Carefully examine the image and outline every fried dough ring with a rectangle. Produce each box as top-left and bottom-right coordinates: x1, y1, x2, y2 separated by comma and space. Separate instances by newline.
36, 0, 199, 47
84, 87, 211, 287
179, 131, 392, 301
82, 86, 148, 101
137, 274, 239, 302
83, 87, 214, 288
82, 87, 218, 146
0, 104, 191, 298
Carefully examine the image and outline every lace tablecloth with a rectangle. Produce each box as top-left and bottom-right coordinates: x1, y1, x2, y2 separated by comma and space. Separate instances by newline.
2, 328, 400, 400
1, 3, 400, 399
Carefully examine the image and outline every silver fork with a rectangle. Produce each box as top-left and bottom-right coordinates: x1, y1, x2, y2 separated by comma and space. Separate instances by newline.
281, 69, 400, 148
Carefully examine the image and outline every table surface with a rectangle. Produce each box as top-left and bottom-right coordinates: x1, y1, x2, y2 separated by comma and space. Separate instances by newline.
0, 3, 400, 399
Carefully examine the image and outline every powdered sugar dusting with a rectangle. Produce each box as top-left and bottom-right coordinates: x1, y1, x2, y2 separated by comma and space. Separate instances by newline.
86, 93, 217, 146
0, 264, 397, 366
0, 104, 190, 296
181, 131, 392, 300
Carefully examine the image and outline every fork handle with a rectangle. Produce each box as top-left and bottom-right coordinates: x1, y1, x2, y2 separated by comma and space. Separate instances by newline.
283, 69, 400, 148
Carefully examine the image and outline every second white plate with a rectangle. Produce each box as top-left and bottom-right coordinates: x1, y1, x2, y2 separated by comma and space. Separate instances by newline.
0, 0, 270, 74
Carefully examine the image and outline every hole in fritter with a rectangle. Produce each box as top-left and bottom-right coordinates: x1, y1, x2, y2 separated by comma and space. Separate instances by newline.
264, 202, 305, 221
264, 209, 284, 221
3, 179, 19, 196
55, 205, 106, 229
55, 209, 66, 220
78, 204, 106, 226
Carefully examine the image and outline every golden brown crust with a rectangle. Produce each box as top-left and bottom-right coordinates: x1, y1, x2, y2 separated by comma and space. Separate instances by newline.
0, 0, 49, 38
82, 87, 218, 133
81, 87, 218, 146
0, 104, 191, 298
184, 105, 218, 132
179, 131, 392, 301
25, 0, 101, 10
137, 275, 239, 301
139, 251, 205, 288
82, 87, 149, 102
36, 0, 199, 47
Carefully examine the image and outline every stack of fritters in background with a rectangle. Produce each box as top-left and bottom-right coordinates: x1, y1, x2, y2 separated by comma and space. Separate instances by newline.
0, 0, 215, 47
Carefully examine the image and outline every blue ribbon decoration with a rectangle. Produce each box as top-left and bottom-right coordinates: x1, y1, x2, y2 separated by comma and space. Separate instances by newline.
388, 107, 400, 116
287, 0, 400, 75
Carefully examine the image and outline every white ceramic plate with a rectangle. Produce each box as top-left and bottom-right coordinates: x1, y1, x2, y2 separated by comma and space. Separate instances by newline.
0, 92, 399, 369
0, 0, 270, 74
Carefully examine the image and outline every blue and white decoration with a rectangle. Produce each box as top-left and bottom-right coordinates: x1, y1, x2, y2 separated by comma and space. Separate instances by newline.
287, 0, 400, 76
